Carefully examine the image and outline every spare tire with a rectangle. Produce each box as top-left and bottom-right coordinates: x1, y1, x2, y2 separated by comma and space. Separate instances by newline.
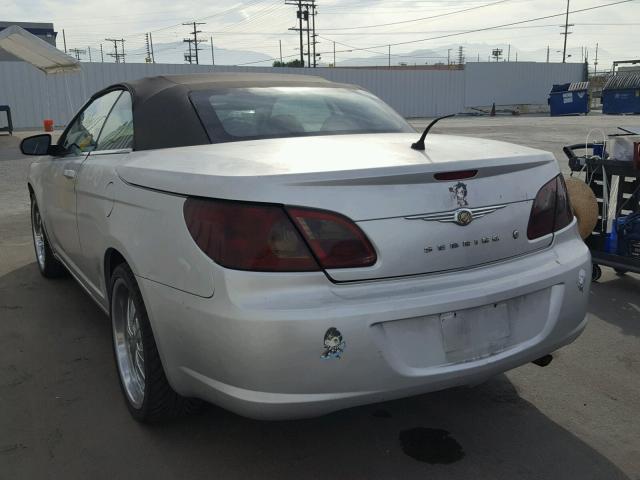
564, 176, 598, 239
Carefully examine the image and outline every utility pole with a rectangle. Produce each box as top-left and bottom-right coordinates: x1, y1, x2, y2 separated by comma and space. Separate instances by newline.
457, 46, 464, 66
211, 36, 215, 65
447, 48, 451, 66
286, 0, 315, 67
62, 29, 67, 53
105, 38, 125, 63
546, 45, 550, 62
69, 48, 85, 61
87, 46, 92, 62
333, 41, 336, 67
183, 38, 194, 64
183, 21, 206, 65
594, 42, 599, 75
311, 1, 317, 67
279, 39, 283, 63
149, 33, 155, 63
305, 4, 311, 68
107, 39, 118, 63
388, 45, 391, 69
145, 33, 153, 63
561, 0, 572, 63
507, 44, 511, 62
298, 0, 304, 66
100, 43, 104, 62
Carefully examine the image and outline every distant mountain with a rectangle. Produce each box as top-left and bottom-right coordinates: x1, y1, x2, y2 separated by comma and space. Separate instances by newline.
116, 40, 612, 69
334, 42, 607, 67
126, 41, 272, 66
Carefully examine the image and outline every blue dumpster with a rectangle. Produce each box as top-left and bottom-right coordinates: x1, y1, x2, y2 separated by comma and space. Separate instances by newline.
602, 73, 640, 115
548, 82, 590, 116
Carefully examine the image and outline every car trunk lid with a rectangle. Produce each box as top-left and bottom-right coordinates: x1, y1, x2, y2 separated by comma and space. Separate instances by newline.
118, 133, 560, 281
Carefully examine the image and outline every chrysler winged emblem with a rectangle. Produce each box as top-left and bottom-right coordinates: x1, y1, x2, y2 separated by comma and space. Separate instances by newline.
405, 204, 506, 226
455, 209, 474, 226
406, 181, 505, 226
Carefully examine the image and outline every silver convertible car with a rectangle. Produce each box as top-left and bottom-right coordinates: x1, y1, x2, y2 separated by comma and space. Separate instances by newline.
22, 73, 590, 422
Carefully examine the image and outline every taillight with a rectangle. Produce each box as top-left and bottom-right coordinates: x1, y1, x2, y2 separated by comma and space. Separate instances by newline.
286, 207, 377, 269
183, 198, 318, 271
183, 198, 377, 272
527, 175, 574, 240
434, 170, 478, 181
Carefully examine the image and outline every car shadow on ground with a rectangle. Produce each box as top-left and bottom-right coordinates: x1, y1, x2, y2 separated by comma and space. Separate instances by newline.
0, 263, 631, 480
590, 272, 640, 338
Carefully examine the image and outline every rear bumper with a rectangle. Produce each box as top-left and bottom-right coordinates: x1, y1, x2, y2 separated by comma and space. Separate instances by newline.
138, 223, 590, 420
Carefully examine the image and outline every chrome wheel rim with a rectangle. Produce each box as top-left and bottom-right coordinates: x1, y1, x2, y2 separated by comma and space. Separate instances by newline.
112, 279, 145, 409
31, 203, 46, 270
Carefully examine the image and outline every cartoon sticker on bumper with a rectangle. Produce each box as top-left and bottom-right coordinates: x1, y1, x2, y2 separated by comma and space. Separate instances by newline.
321, 327, 345, 359
449, 182, 469, 207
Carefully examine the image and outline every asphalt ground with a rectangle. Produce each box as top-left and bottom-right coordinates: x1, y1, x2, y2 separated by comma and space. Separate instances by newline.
1, 114, 639, 479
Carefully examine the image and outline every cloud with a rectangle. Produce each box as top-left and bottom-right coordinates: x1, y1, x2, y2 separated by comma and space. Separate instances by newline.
3, 0, 637, 67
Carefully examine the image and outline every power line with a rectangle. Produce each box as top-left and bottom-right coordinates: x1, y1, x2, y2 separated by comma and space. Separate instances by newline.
237, 0, 635, 65
321, 0, 636, 53
319, 0, 514, 31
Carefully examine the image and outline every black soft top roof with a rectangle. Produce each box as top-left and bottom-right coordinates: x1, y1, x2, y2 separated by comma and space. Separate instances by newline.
96, 73, 357, 151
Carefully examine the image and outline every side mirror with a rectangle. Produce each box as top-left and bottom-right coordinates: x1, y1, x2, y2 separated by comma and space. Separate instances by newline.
20, 134, 52, 156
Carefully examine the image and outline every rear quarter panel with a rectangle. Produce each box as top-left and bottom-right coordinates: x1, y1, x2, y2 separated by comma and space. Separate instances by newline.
108, 177, 215, 298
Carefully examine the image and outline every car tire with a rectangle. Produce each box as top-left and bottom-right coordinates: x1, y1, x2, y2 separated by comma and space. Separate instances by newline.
110, 263, 202, 422
30, 196, 66, 278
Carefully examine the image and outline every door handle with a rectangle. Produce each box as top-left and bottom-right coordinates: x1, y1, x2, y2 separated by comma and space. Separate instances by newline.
63, 169, 76, 179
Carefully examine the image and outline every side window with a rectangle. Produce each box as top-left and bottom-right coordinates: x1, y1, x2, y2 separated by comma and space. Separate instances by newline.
97, 92, 134, 151
60, 90, 122, 155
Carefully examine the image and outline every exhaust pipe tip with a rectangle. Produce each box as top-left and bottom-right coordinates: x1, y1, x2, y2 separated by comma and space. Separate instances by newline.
532, 354, 553, 367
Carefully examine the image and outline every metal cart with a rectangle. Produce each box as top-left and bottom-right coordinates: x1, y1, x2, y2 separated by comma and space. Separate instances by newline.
564, 143, 640, 281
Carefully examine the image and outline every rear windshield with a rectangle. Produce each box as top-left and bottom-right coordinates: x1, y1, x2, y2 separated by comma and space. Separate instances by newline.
190, 87, 413, 143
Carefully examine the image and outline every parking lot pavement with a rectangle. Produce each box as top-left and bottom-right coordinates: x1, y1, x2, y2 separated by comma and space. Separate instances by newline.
409, 112, 640, 175
1, 117, 639, 480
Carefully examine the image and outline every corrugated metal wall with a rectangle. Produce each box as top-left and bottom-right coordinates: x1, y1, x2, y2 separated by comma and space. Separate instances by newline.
0, 61, 584, 129
464, 62, 585, 107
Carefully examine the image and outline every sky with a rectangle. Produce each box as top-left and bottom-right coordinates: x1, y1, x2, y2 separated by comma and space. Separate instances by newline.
2, 0, 639, 68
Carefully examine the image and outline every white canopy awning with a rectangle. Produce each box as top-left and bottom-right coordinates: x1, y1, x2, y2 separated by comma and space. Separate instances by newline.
0, 25, 80, 74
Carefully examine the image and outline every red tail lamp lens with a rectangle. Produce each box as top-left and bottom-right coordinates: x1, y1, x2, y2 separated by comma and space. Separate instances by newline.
183, 198, 319, 271
555, 174, 574, 231
527, 175, 574, 240
434, 170, 478, 181
286, 207, 377, 269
